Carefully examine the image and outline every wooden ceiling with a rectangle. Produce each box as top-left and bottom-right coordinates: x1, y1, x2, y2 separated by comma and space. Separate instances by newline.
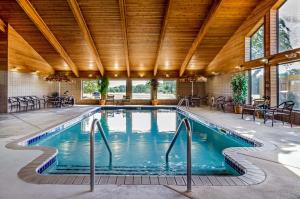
0, 0, 263, 77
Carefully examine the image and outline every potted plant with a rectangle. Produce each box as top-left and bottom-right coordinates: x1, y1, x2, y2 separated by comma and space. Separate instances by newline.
230, 73, 248, 114
148, 79, 159, 105
97, 76, 109, 105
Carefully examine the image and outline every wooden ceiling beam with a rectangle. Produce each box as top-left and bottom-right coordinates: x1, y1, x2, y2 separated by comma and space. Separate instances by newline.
16, 0, 79, 77
0, 19, 6, 32
68, 0, 104, 76
153, 0, 172, 76
179, 0, 224, 77
119, 0, 130, 77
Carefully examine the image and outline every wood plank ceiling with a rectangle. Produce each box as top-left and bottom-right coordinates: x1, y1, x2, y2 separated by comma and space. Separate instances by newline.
0, 0, 261, 77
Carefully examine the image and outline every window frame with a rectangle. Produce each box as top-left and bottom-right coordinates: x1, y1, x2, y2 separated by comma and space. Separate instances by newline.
107, 79, 127, 100
157, 79, 178, 100
81, 79, 99, 100
276, 60, 300, 111
250, 25, 265, 60
131, 79, 151, 100
248, 67, 265, 102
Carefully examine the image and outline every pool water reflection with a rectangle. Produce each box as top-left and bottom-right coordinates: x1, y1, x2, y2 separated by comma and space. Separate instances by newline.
31, 108, 251, 175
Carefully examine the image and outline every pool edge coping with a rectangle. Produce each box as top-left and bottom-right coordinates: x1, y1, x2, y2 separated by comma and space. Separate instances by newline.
6, 105, 270, 186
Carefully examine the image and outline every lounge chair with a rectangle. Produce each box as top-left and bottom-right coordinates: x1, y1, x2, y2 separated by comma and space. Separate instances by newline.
264, 101, 295, 127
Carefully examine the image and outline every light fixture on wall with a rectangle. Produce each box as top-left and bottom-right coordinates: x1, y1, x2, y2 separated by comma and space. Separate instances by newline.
165, 73, 169, 78
139, 72, 145, 78
114, 73, 118, 77
211, 71, 219, 76
285, 53, 297, 59
260, 58, 269, 64
88, 74, 93, 77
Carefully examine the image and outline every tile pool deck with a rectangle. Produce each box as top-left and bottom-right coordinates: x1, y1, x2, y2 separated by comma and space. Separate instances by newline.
0, 105, 300, 199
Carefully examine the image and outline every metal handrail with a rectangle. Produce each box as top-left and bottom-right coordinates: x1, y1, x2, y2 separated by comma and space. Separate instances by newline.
166, 118, 192, 191
177, 98, 189, 109
90, 118, 112, 192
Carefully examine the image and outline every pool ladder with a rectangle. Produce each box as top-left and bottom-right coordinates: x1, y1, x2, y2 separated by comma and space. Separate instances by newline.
89, 118, 112, 192
177, 98, 189, 109
166, 118, 192, 192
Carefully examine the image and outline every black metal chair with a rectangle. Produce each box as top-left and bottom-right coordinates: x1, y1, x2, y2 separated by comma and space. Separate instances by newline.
8, 97, 19, 112
264, 101, 295, 127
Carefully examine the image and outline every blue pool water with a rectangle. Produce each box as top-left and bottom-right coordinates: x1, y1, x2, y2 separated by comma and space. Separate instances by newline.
30, 108, 252, 175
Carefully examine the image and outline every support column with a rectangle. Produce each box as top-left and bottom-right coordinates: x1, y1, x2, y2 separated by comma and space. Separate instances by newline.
264, 12, 271, 98
0, 21, 8, 113
126, 79, 132, 99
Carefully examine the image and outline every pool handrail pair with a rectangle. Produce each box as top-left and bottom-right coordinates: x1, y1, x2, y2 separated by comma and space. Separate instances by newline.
177, 98, 190, 109
89, 118, 112, 192
89, 117, 192, 192
166, 117, 192, 192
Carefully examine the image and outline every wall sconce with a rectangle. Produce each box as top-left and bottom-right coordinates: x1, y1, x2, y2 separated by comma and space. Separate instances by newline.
261, 58, 269, 64
285, 53, 297, 59
165, 73, 169, 78
139, 73, 145, 78
114, 73, 118, 77
88, 74, 93, 77
211, 71, 219, 76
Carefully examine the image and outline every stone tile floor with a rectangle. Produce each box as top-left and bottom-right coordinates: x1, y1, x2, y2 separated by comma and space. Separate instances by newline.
0, 105, 300, 199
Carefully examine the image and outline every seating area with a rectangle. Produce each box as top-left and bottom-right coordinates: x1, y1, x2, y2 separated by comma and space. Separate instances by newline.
8, 95, 74, 112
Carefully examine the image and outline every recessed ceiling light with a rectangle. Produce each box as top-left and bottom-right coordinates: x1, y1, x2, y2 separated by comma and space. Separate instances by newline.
88, 63, 94, 68
211, 71, 219, 76
114, 63, 119, 69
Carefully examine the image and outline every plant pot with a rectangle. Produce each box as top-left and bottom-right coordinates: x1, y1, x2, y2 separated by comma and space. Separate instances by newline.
234, 105, 243, 114
152, 100, 158, 106
99, 99, 106, 105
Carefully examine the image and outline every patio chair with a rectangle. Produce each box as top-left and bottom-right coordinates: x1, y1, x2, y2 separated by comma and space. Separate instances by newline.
24, 96, 37, 110
264, 101, 295, 127
16, 97, 33, 111
211, 96, 226, 111
8, 97, 19, 112
121, 95, 130, 105
242, 98, 266, 121
47, 96, 62, 108
223, 96, 235, 113
199, 95, 208, 105
61, 96, 75, 107
106, 94, 115, 105
29, 96, 46, 109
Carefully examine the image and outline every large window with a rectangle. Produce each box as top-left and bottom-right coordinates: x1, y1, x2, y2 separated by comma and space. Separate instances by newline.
278, 61, 300, 110
278, 0, 300, 52
82, 80, 99, 99
157, 80, 177, 99
250, 25, 264, 60
250, 68, 264, 101
108, 80, 126, 100
132, 80, 151, 99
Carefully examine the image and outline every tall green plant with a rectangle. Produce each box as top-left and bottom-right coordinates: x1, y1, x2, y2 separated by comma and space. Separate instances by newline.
97, 76, 109, 99
231, 73, 248, 105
